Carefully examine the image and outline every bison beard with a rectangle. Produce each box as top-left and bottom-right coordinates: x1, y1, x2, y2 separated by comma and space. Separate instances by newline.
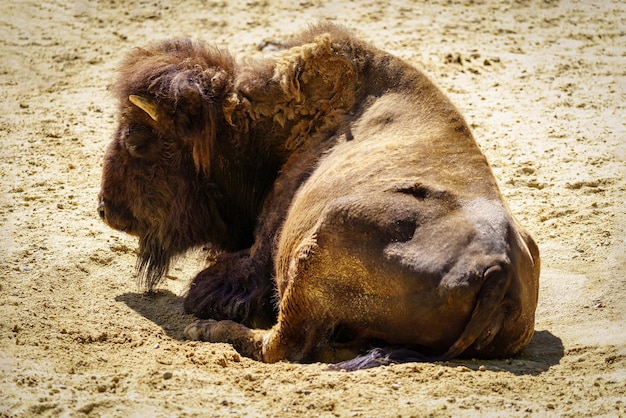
99, 23, 540, 370
136, 232, 174, 292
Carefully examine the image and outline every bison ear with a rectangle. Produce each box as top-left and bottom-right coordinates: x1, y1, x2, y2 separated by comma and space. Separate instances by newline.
180, 70, 233, 175
191, 102, 216, 175
129, 95, 158, 121
171, 85, 215, 175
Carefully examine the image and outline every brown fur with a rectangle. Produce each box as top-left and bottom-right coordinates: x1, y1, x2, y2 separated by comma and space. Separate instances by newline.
99, 24, 540, 369
99, 29, 359, 324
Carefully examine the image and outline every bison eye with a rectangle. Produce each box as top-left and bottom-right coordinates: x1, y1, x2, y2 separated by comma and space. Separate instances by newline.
123, 124, 158, 159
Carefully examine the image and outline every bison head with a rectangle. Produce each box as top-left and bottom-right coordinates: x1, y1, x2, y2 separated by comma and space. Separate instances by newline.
98, 39, 237, 291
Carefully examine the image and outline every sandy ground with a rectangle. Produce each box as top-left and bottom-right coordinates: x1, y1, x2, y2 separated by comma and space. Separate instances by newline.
1, 0, 625, 416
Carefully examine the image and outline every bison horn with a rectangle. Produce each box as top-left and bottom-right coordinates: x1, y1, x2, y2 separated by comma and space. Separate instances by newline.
129, 95, 158, 121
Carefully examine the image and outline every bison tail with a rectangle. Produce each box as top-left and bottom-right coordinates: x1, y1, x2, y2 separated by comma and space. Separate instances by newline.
436, 262, 512, 361
328, 347, 430, 371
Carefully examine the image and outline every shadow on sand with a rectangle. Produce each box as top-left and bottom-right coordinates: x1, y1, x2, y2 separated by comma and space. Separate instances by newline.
115, 290, 193, 341
117, 290, 564, 374
445, 330, 564, 375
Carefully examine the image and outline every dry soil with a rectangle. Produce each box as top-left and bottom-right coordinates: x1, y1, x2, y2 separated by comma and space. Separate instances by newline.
1, 0, 625, 417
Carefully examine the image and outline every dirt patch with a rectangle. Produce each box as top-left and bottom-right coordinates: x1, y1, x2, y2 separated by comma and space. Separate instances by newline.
1, 0, 625, 416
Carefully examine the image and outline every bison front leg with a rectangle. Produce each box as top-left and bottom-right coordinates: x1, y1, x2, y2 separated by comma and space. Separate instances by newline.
185, 311, 326, 364
183, 249, 277, 329
184, 319, 267, 361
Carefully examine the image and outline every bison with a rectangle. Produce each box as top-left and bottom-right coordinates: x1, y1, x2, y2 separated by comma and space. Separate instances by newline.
98, 23, 540, 370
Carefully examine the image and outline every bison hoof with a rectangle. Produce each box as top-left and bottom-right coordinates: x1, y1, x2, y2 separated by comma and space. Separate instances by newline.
184, 319, 253, 345
184, 319, 223, 342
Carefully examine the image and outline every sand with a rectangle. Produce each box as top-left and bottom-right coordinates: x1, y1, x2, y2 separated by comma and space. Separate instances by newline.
1, 0, 625, 416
